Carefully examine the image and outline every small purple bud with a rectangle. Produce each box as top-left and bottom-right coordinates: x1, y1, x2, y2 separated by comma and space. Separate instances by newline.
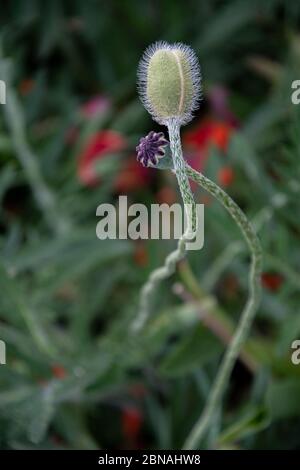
136, 131, 169, 168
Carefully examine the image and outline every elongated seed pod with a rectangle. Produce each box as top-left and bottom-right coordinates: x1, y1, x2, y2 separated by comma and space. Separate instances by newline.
137, 41, 201, 126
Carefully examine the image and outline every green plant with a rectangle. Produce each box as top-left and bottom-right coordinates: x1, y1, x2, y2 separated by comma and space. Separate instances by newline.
133, 41, 263, 448
1, 0, 300, 450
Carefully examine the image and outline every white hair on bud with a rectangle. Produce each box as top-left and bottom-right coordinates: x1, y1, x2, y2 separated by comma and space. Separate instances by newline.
137, 41, 202, 126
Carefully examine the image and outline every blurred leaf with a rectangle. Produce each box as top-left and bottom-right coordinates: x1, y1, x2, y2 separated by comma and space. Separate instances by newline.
219, 407, 270, 444
266, 379, 300, 419
159, 325, 222, 377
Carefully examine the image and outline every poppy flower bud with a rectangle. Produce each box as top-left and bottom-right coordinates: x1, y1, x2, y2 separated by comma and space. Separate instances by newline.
137, 41, 201, 126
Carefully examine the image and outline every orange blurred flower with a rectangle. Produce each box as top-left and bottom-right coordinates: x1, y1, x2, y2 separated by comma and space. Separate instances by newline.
133, 242, 149, 267
199, 194, 213, 206
114, 158, 150, 193
156, 186, 178, 205
217, 166, 235, 187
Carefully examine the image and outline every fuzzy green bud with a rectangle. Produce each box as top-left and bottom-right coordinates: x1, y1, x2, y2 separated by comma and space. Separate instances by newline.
137, 41, 201, 126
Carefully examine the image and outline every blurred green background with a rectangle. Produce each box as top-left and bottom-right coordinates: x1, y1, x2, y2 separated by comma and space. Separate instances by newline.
0, 0, 300, 450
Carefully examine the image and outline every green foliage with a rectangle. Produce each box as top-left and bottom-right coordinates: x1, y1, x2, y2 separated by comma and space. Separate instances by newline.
0, 0, 300, 450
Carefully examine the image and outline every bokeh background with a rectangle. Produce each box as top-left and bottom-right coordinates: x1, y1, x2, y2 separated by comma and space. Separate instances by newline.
0, 0, 300, 450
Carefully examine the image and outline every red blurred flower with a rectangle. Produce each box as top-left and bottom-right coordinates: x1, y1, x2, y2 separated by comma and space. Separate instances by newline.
51, 364, 67, 380
122, 406, 142, 444
77, 130, 126, 186
19, 79, 35, 96
51, 434, 65, 446
217, 166, 235, 187
183, 119, 235, 188
261, 272, 283, 292
184, 118, 234, 154
114, 158, 150, 193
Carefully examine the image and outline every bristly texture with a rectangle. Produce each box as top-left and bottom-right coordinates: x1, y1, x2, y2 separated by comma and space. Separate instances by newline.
136, 131, 168, 167
137, 41, 201, 126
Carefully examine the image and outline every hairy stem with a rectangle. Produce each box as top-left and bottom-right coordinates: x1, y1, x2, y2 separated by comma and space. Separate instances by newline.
132, 121, 196, 332
183, 164, 262, 449
168, 120, 197, 236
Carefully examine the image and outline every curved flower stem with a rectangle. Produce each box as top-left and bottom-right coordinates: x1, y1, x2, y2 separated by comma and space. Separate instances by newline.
183, 163, 263, 450
132, 121, 196, 332
168, 120, 197, 236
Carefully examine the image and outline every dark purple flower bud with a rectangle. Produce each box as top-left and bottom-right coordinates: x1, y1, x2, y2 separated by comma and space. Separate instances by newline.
136, 131, 169, 168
